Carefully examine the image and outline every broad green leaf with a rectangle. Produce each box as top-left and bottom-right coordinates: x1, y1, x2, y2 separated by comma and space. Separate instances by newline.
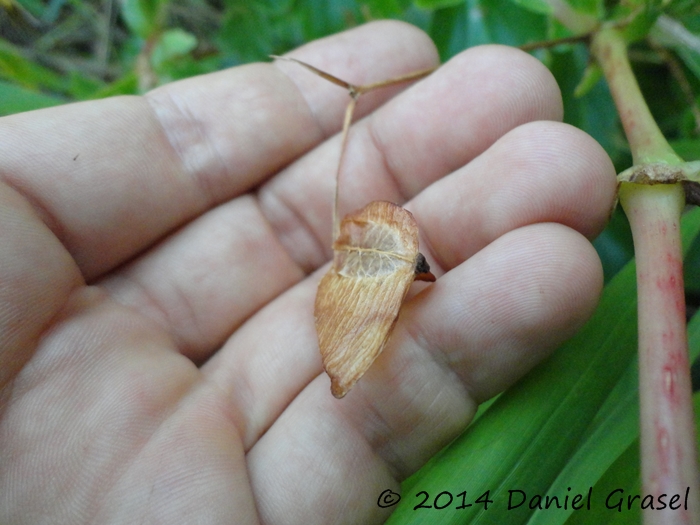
565, 314, 700, 525
0, 79, 65, 115
563, 442, 640, 525
528, 220, 700, 525
388, 261, 639, 524
526, 358, 639, 525
427, 3, 467, 60
0, 40, 69, 93
387, 208, 700, 525
481, 0, 548, 46
428, 0, 548, 60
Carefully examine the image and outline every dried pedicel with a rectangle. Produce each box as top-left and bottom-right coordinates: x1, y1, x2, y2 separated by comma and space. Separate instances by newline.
273, 56, 436, 397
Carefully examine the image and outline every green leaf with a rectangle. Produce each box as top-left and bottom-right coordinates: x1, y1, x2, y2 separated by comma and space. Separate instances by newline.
610, 5, 661, 43
388, 262, 640, 524
528, 233, 700, 525
67, 71, 104, 100
593, 207, 634, 283
671, 44, 700, 85
217, 1, 274, 63
548, 45, 627, 167
650, 17, 700, 83
564, 309, 700, 525
670, 139, 700, 162
0, 79, 64, 115
509, 0, 552, 15
526, 355, 639, 525
573, 61, 602, 98
428, 0, 548, 61
508, 0, 600, 32
414, 0, 465, 9
14, 0, 44, 18
509, 0, 603, 17
364, 0, 409, 17
565, 0, 603, 17
120, 0, 166, 39
0, 39, 69, 94
90, 72, 139, 99
388, 208, 700, 525
684, 230, 700, 296
151, 28, 198, 68
682, 207, 700, 253
562, 442, 640, 525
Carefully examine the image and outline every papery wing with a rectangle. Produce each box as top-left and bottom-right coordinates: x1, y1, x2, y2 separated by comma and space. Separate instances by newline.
314, 201, 420, 398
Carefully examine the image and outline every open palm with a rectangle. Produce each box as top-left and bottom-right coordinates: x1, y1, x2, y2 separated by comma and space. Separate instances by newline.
0, 21, 616, 525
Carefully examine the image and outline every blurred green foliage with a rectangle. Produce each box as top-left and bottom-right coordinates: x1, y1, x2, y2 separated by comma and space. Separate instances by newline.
3, 1, 700, 524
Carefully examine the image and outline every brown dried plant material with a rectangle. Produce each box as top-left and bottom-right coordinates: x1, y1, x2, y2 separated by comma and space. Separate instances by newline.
272, 55, 436, 397
315, 201, 435, 398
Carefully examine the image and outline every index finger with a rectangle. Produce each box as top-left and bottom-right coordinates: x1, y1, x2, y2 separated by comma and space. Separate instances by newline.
0, 21, 438, 280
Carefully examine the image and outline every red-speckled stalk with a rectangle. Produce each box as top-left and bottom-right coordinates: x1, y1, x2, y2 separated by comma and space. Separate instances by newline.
593, 27, 700, 524
621, 183, 700, 523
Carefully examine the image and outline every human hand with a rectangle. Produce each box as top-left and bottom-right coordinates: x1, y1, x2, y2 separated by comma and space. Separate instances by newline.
0, 21, 616, 524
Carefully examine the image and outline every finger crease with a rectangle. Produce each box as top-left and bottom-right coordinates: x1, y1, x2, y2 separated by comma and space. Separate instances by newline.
255, 187, 329, 275
366, 114, 410, 204
0, 175, 71, 263
144, 91, 225, 209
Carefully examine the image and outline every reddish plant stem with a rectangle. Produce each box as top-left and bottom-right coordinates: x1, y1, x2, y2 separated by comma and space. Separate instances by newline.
622, 184, 700, 524
593, 27, 700, 525
592, 28, 681, 166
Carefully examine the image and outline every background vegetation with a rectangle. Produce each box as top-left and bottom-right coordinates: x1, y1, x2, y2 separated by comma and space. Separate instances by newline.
3, 0, 700, 523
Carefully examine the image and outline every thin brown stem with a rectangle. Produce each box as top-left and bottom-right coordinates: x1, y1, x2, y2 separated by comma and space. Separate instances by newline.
271, 56, 435, 246
518, 33, 592, 52
269, 55, 353, 91
354, 67, 436, 94
334, 97, 356, 241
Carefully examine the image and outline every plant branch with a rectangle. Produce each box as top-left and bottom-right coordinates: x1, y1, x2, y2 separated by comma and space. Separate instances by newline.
519, 33, 592, 52
620, 183, 700, 524
592, 27, 682, 166
593, 26, 700, 525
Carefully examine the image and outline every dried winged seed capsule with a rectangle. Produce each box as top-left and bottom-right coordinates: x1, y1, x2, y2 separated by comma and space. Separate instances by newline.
314, 200, 435, 398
